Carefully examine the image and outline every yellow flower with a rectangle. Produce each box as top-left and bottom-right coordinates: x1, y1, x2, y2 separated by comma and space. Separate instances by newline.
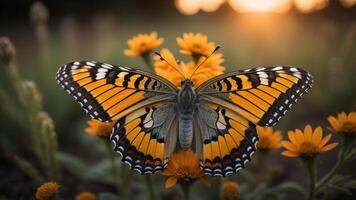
176, 32, 215, 57
154, 48, 225, 88
160, 150, 209, 189
85, 119, 115, 137
123, 32, 164, 57
35, 182, 60, 200
75, 192, 96, 200
281, 125, 338, 158
328, 112, 356, 135
256, 126, 282, 150
220, 181, 240, 200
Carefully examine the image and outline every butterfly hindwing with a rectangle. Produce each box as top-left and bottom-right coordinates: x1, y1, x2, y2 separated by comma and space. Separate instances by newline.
110, 103, 178, 174
195, 102, 258, 176
56, 61, 178, 122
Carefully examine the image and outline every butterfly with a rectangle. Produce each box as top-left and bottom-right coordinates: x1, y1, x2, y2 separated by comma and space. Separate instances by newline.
56, 58, 313, 176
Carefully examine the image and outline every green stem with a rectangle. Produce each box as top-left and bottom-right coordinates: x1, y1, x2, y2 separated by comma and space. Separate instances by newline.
304, 157, 316, 200
316, 137, 349, 191
145, 175, 156, 200
181, 183, 191, 200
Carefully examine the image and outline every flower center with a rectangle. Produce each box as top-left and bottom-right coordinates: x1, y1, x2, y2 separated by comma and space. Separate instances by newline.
300, 142, 318, 155
193, 43, 201, 49
341, 121, 356, 134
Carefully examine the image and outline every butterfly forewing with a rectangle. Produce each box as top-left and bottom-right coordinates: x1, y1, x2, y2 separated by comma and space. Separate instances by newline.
56, 61, 178, 122
196, 66, 313, 176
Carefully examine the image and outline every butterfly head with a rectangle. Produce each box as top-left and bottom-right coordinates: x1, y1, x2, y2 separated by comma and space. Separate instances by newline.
181, 79, 194, 88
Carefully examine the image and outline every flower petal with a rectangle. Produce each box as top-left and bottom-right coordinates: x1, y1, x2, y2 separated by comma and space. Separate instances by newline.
165, 177, 177, 189
318, 134, 332, 148
312, 126, 323, 145
321, 142, 338, 152
281, 141, 298, 152
281, 150, 299, 157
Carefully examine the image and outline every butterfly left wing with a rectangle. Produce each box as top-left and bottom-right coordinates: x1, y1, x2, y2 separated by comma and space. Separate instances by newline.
56, 61, 178, 122
56, 61, 179, 174
195, 66, 313, 176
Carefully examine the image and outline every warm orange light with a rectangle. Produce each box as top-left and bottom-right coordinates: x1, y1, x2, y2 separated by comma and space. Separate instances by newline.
229, 0, 292, 13
294, 0, 329, 13
175, 0, 224, 15
175, 0, 201, 15
200, 0, 225, 12
340, 0, 356, 7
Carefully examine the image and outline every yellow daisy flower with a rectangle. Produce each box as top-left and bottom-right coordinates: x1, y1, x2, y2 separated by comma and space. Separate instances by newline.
123, 32, 164, 57
220, 181, 240, 200
256, 126, 282, 150
85, 119, 115, 137
176, 32, 215, 57
281, 125, 338, 158
35, 182, 60, 200
160, 150, 210, 189
75, 192, 96, 200
327, 112, 356, 135
154, 48, 225, 88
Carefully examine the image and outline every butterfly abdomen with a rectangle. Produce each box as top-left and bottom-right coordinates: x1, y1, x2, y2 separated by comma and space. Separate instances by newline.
179, 117, 193, 150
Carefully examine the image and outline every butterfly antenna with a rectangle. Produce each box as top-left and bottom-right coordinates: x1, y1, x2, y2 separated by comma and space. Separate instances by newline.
154, 52, 187, 78
189, 46, 220, 79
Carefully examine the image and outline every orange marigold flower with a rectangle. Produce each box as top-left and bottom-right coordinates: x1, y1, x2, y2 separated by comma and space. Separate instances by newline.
124, 32, 164, 57
328, 112, 356, 135
161, 150, 209, 189
281, 125, 338, 158
85, 119, 115, 137
154, 48, 225, 88
256, 126, 282, 150
176, 32, 215, 57
220, 181, 240, 200
35, 182, 60, 200
75, 192, 96, 200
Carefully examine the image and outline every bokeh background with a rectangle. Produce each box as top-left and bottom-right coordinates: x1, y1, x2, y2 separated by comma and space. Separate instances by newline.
0, 0, 355, 199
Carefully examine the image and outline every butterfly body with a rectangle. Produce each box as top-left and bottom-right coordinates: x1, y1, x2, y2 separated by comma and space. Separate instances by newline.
177, 79, 197, 150
56, 61, 313, 176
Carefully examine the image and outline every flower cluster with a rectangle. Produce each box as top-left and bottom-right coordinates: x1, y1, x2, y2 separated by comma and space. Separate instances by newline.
123, 32, 225, 88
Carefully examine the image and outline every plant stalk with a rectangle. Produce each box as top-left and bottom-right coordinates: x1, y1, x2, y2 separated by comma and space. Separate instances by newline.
304, 157, 316, 200
145, 175, 156, 200
316, 137, 349, 191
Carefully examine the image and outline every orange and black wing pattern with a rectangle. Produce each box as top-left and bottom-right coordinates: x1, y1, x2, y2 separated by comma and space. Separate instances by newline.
56, 61, 177, 122
111, 103, 177, 174
56, 61, 178, 174
196, 66, 313, 176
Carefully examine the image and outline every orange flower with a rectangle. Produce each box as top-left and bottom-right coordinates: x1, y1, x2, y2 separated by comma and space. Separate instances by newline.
85, 119, 115, 137
75, 192, 96, 200
176, 32, 215, 57
281, 125, 338, 158
256, 126, 282, 150
161, 150, 209, 189
220, 181, 240, 200
154, 48, 225, 88
327, 112, 356, 135
124, 32, 164, 57
35, 182, 60, 200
